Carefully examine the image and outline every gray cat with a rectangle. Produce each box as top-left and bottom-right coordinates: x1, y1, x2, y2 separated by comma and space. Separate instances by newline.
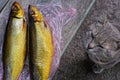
84, 21, 120, 73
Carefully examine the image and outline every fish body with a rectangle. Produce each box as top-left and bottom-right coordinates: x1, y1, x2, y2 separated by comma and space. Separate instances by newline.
3, 2, 27, 80
28, 5, 54, 80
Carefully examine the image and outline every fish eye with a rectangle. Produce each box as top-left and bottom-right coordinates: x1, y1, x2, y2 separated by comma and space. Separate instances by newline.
12, 5, 19, 11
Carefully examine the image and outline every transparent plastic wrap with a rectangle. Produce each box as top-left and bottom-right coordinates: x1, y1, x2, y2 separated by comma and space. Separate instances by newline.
0, 0, 95, 79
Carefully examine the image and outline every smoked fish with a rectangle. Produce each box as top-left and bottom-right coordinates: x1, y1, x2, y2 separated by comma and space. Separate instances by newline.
28, 5, 54, 80
3, 2, 27, 80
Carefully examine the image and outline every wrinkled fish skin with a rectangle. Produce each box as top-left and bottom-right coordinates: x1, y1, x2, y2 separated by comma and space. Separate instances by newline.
28, 5, 54, 80
3, 2, 27, 80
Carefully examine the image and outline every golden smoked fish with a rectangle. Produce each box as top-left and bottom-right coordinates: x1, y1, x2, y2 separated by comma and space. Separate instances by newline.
3, 2, 27, 80
28, 5, 54, 80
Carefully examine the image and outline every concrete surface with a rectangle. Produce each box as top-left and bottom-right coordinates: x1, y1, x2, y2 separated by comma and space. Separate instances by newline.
53, 0, 120, 80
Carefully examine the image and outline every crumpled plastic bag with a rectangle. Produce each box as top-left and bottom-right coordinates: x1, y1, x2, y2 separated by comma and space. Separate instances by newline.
0, 0, 76, 79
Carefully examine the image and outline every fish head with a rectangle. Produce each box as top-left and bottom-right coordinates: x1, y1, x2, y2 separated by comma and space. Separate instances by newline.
28, 5, 44, 22
11, 1, 24, 18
